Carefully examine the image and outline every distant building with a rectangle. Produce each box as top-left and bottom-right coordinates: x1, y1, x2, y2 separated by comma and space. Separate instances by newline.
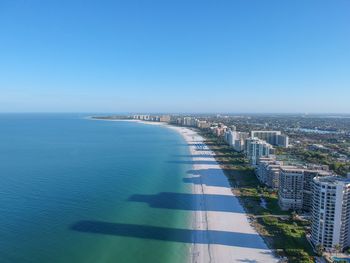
311, 176, 350, 251
183, 117, 195, 126
159, 115, 171, 123
251, 131, 289, 147
224, 130, 234, 146
197, 120, 210, 129
211, 124, 227, 137
133, 114, 150, 121
276, 134, 289, 147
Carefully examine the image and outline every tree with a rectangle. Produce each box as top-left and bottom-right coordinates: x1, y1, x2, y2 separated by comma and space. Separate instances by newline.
334, 243, 342, 256
315, 244, 324, 257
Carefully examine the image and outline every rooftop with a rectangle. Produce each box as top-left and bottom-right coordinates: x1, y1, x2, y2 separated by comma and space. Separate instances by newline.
314, 176, 350, 185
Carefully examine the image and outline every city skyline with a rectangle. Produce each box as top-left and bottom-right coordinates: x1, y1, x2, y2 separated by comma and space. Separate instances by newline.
1, 0, 350, 113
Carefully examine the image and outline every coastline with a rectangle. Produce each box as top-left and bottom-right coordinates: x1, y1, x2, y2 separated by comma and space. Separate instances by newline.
167, 125, 278, 263
89, 118, 277, 262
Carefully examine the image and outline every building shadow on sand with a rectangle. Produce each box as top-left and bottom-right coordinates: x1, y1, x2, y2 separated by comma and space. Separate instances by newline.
184, 168, 231, 188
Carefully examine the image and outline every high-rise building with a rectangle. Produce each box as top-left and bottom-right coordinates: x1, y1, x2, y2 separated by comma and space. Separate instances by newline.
278, 167, 304, 211
267, 164, 282, 189
197, 120, 210, 129
311, 176, 350, 251
159, 115, 170, 123
250, 131, 289, 147
277, 166, 333, 212
303, 170, 332, 212
182, 117, 197, 127
224, 130, 235, 146
256, 157, 276, 184
232, 131, 249, 152
245, 137, 274, 166
256, 156, 283, 189
276, 134, 289, 147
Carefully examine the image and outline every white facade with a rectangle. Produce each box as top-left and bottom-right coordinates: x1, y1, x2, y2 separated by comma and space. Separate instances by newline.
245, 137, 273, 166
311, 176, 350, 251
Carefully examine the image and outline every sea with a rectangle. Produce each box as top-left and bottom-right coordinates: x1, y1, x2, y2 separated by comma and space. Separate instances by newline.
0, 114, 193, 263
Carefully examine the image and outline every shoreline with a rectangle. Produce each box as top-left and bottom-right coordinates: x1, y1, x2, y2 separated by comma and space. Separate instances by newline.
89, 118, 278, 262
168, 125, 278, 263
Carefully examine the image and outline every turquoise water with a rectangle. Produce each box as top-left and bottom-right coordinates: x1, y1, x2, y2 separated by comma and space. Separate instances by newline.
0, 114, 192, 263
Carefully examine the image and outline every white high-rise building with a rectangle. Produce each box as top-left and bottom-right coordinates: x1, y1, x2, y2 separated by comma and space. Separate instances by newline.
224, 130, 235, 146
303, 170, 332, 212
233, 131, 249, 152
311, 176, 350, 251
245, 137, 274, 166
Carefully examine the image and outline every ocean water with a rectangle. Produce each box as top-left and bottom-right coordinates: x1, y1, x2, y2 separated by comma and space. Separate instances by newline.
0, 114, 193, 263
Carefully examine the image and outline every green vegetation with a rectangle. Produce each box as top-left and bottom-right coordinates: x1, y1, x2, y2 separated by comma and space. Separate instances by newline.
201, 131, 314, 263
292, 149, 350, 175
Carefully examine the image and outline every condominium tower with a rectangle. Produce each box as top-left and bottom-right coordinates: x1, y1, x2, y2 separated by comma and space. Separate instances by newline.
250, 130, 289, 147
311, 176, 350, 251
278, 167, 304, 211
245, 137, 274, 166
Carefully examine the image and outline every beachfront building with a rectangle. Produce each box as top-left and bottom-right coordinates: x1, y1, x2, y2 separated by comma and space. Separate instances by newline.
256, 157, 276, 184
211, 124, 228, 137
277, 166, 333, 212
245, 137, 274, 166
311, 176, 350, 251
159, 115, 171, 123
183, 117, 196, 127
267, 164, 282, 189
224, 129, 235, 146
278, 166, 304, 211
256, 157, 282, 189
224, 128, 248, 148
303, 169, 332, 212
133, 114, 150, 121
250, 130, 289, 147
232, 131, 249, 152
196, 120, 211, 129
150, 116, 160, 122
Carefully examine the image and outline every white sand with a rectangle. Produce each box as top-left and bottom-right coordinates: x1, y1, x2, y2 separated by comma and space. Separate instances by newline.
168, 126, 278, 263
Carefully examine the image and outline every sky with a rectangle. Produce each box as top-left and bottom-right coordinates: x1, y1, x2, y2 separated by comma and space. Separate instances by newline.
0, 0, 349, 113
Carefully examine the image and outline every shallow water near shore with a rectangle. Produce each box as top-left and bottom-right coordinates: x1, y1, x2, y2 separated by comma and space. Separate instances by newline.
0, 114, 193, 263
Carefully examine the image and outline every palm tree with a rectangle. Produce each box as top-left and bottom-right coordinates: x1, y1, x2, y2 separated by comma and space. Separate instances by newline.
334, 243, 342, 257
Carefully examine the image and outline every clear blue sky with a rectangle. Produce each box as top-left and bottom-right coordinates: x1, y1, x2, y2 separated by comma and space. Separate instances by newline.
0, 0, 349, 113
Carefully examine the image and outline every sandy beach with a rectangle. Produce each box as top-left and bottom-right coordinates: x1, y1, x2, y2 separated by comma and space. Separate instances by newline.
168, 125, 278, 263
